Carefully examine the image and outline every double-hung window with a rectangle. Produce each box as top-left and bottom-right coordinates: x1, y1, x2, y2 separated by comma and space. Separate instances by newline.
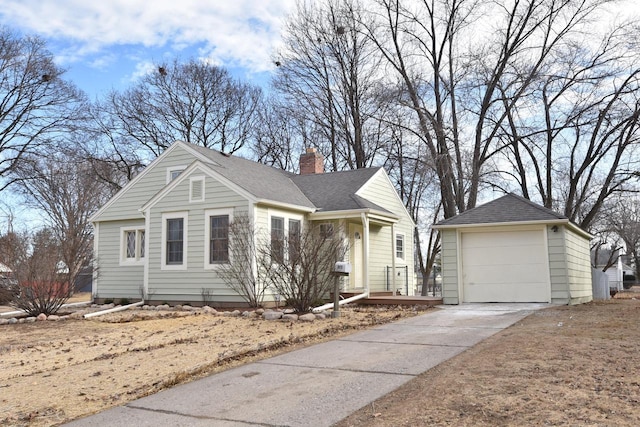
288, 219, 301, 263
162, 212, 188, 270
204, 209, 233, 269
271, 216, 285, 264
210, 215, 229, 263
269, 213, 304, 264
396, 233, 405, 260
166, 218, 184, 264
319, 223, 334, 239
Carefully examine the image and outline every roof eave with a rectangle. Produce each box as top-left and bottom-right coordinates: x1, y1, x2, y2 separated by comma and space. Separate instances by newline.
433, 218, 593, 239
309, 208, 399, 223
255, 199, 316, 213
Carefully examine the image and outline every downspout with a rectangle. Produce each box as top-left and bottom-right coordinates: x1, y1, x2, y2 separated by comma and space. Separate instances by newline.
312, 292, 368, 312
84, 300, 144, 319
391, 223, 396, 295
92, 222, 99, 301
143, 208, 150, 302
361, 212, 370, 297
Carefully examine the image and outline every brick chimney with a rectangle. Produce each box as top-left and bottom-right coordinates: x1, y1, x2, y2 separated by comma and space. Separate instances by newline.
299, 147, 324, 175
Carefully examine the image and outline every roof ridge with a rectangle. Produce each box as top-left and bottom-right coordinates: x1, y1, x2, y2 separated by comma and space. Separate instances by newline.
504, 192, 566, 219
435, 192, 568, 226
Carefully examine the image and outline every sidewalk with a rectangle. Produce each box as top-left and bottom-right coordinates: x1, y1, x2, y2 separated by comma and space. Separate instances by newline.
64, 303, 547, 427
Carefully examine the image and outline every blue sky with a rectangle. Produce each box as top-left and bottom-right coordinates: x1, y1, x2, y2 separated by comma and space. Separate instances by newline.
0, 0, 296, 98
0, 0, 297, 229
0, 0, 636, 99
0, 0, 636, 231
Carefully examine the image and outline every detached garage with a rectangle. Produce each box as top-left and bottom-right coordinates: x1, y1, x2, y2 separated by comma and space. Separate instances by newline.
434, 193, 593, 305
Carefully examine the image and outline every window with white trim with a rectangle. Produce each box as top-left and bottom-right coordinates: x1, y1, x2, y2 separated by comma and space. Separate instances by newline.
210, 215, 229, 263
161, 212, 188, 269
268, 212, 305, 264
396, 233, 405, 260
204, 208, 233, 269
271, 216, 285, 264
166, 166, 186, 183
288, 219, 301, 263
120, 228, 145, 264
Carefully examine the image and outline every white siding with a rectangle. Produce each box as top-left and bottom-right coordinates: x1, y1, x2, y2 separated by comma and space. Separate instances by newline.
357, 171, 415, 293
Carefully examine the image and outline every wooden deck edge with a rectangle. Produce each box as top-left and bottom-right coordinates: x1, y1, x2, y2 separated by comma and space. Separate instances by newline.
357, 297, 442, 307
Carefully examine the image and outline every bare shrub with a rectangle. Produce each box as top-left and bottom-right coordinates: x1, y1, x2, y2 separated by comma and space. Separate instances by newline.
259, 223, 347, 313
216, 214, 272, 307
1, 229, 73, 316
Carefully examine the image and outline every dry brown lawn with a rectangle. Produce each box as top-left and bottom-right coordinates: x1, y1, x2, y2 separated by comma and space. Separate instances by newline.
0, 302, 419, 427
2, 294, 640, 427
337, 296, 640, 427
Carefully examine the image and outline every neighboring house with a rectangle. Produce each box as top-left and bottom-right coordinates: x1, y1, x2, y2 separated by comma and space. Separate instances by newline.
591, 248, 626, 292
433, 193, 593, 305
90, 141, 415, 306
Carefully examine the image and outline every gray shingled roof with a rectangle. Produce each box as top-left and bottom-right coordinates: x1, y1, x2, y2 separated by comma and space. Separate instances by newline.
436, 193, 567, 226
189, 144, 388, 213
292, 168, 391, 213
189, 144, 315, 209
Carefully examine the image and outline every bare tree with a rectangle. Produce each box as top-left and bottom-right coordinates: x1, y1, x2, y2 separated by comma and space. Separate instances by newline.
0, 27, 86, 191
381, 115, 442, 295
251, 98, 301, 171
494, 23, 640, 230
12, 148, 114, 291
608, 197, 640, 279
96, 59, 262, 159
362, 0, 617, 218
273, 0, 387, 171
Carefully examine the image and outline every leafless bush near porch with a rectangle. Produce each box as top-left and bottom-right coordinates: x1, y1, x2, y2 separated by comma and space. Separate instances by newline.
259, 224, 347, 313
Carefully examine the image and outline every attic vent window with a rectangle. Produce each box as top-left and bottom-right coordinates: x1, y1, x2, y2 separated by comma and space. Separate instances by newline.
190, 177, 205, 202
167, 166, 187, 183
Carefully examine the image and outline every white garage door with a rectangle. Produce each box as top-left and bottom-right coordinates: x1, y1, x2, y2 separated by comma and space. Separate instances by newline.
461, 229, 550, 303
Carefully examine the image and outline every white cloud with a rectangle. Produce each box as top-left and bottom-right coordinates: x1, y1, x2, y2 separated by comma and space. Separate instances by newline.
0, 0, 296, 72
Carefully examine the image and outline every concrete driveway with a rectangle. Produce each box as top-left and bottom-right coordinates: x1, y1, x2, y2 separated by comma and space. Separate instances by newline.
64, 303, 548, 427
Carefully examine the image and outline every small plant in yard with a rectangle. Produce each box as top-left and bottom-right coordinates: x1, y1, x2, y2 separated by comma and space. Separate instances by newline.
201, 287, 214, 305
119, 298, 130, 305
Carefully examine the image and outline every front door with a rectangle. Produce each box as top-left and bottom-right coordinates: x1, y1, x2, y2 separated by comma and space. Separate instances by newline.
349, 223, 363, 290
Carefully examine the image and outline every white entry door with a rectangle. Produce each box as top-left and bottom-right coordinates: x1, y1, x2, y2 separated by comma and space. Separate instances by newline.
349, 223, 363, 289
461, 229, 550, 303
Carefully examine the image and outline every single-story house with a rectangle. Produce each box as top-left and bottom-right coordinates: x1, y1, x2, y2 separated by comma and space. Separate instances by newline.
433, 193, 593, 305
90, 141, 415, 306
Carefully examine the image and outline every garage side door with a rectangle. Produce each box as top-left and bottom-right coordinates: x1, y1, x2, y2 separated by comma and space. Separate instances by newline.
461, 229, 550, 303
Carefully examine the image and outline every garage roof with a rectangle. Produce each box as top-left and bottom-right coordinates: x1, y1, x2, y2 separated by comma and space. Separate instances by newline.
435, 193, 567, 226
